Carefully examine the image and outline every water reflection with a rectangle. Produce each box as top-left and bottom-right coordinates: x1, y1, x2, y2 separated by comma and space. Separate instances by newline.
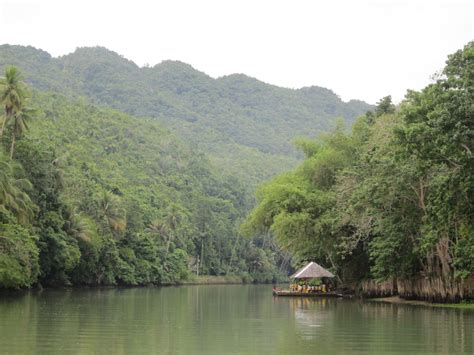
284, 296, 474, 354
0, 286, 473, 354
288, 298, 331, 340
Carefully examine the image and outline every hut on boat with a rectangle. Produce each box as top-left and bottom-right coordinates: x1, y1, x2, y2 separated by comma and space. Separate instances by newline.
273, 261, 340, 297
290, 261, 334, 280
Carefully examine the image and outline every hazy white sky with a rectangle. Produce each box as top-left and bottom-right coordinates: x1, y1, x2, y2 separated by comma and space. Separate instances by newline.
0, 0, 472, 104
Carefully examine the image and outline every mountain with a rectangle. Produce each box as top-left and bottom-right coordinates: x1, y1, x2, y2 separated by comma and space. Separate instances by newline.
0, 45, 372, 187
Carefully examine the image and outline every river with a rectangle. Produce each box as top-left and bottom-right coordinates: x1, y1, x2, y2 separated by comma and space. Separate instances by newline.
0, 284, 472, 354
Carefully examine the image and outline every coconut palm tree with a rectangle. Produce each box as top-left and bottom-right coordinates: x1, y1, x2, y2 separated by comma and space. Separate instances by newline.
146, 205, 185, 257
0, 67, 26, 139
146, 218, 169, 237
146, 218, 170, 251
0, 154, 36, 224
97, 190, 126, 236
64, 206, 94, 243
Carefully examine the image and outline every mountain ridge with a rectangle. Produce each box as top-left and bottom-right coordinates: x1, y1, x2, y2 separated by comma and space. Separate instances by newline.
0, 44, 373, 186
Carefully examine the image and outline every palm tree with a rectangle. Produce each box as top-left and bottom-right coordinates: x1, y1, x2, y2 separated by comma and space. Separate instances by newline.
162, 204, 184, 256
9, 107, 34, 159
97, 190, 126, 236
147, 205, 185, 257
0, 67, 26, 139
146, 218, 170, 251
146, 218, 169, 237
0, 154, 36, 224
64, 206, 94, 243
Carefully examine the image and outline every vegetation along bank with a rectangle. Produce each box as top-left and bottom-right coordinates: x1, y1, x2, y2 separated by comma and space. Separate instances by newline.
0, 42, 472, 304
242, 42, 473, 303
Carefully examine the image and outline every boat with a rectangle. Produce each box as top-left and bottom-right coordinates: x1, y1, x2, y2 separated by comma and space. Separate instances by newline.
272, 289, 344, 297
273, 261, 343, 297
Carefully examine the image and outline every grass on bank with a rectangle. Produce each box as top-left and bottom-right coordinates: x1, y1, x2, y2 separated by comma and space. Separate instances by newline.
369, 296, 474, 310
432, 301, 474, 309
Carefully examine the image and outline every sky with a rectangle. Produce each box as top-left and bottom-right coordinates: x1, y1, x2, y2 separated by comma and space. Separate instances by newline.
0, 0, 472, 104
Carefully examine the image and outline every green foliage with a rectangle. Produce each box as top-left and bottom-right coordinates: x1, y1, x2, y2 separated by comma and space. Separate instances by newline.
0, 66, 287, 288
0, 66, 27, 138
374, 95, 395, 116
0, 211, 39, 288
244, 42, 474, 285
0, 45, 371, 188
0, 151, 35, 223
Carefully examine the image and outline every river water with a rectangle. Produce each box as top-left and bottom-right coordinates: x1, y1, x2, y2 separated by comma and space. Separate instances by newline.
0, 284, 472, 354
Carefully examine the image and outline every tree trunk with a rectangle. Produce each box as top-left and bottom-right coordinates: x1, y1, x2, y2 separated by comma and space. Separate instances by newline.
165, 232, 172, 257
327, 253, 343, 284
227, 234, 240, 274
0, 116, 6, 139
0, 109, 11, 139
9, 133, 15, 160
436, 235, 452, 280
200, 239, 204, 275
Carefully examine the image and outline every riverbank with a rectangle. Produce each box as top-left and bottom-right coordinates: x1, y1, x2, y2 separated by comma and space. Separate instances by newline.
0, 275, 286, 291
360, 275, 474, 303
368, 296, 474, 310
177, 275, 246, 285
176, 274, 289, 285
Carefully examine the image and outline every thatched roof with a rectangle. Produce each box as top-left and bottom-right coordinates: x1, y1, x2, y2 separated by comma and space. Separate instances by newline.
290, 261, 334, 279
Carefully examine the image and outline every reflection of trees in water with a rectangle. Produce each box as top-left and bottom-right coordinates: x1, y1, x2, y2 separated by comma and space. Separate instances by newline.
285, 298, 474, 354
1, 288, 473, 354
359, 302, 474, 354
289, 298, 334, 340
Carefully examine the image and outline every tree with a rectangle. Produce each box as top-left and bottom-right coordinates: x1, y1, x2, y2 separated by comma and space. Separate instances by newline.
146, 218, 170, 252
63, 207, 94, 243
394, 41, 474, 280
242, 124, 355, 274
97, 190, 126, 236
375, 95, 395, 116
0, 67, 26, 139
0, 152, 35, 224
162, 204, 185, 256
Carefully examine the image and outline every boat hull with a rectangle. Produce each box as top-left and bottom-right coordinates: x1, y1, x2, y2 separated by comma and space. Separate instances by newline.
272, 290, 343, 297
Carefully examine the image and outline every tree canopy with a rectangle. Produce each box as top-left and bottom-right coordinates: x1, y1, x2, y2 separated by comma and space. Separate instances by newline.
0, 72, 286, 288
243, 42, 474, 286
0, 45, 371, 188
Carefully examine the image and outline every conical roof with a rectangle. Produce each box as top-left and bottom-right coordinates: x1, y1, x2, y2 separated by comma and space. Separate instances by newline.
290, 261, 334, 279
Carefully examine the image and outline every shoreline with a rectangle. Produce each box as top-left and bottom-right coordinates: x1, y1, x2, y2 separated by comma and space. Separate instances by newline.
367, 295, 474, 310
2, 281, 473, 310
175, 275, 248, 285
0, 276, 273, 293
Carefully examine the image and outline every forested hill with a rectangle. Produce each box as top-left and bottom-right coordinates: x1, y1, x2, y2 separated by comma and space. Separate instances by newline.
0, 88, 287, 288
0, 45, 372, 186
